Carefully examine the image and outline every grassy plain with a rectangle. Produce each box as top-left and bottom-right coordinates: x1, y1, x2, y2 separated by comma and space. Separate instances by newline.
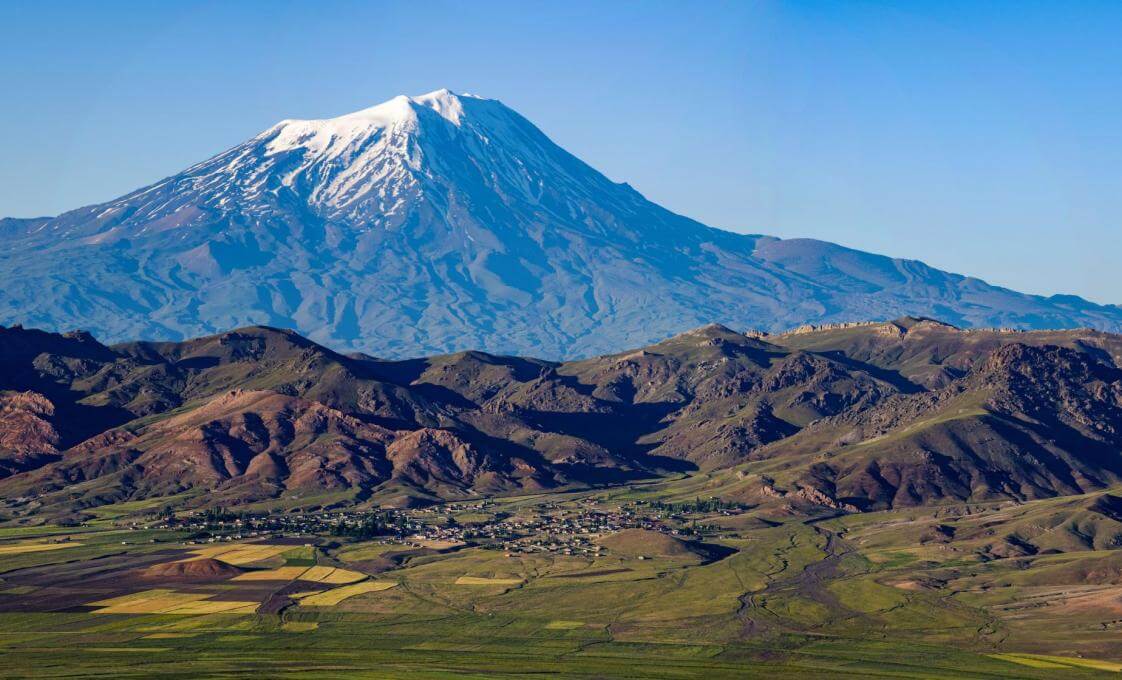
2, 486, 1122, 677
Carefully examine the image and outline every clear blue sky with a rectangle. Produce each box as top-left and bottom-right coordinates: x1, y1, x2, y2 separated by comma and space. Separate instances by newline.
2, 1, 1119, 303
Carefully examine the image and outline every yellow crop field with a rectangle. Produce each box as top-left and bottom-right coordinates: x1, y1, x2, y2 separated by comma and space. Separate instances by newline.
0, 541, 81, 555
300, 566, 367, 584
226, 565, 366, 583
297, 580, 395, 606
415, 539, 464, 550
91, 589, 211, 614
454, 576, 524, 586
91, 588, 258, 615
183, 544, 292, 565
323, 569, 367, 584
231, 566, 310, 581
298, 566, 333, 581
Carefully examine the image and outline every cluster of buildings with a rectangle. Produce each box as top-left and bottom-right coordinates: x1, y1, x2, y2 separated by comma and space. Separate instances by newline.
141, 495, 738, 556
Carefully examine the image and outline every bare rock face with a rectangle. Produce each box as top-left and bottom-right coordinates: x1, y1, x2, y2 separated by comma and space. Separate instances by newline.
387, 428, 548, 496
0, 392, 59, 454
0, 391, 61, 475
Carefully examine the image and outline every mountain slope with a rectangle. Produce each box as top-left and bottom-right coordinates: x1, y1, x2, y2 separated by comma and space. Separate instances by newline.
2, 319, 1122, 517
747, 342, 1122, 510
1, 89, 1120, 358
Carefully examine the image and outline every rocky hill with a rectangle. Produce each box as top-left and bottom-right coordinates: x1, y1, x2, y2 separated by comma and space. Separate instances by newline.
1, 318, 1121, 517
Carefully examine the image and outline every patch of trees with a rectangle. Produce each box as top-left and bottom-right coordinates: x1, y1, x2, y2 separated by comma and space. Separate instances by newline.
329, 512, 402, 539
649, 497, 747, 514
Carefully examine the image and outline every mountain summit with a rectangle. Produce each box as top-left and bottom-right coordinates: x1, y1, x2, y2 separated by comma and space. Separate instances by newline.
2, 90, 1120, 357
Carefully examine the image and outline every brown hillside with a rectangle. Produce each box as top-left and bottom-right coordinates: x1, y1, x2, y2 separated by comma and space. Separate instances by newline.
2, 319, 1122, 515
142, 558, 243, 581
597, 529, 707, 560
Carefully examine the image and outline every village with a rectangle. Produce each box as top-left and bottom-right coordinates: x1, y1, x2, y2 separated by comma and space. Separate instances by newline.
143, 496, 747, 557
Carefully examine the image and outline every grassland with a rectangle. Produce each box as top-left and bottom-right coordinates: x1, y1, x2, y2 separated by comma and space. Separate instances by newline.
3, 487, 1122, 678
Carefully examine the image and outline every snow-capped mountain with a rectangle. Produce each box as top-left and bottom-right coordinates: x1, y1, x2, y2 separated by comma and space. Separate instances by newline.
2, 89, 1120, 358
